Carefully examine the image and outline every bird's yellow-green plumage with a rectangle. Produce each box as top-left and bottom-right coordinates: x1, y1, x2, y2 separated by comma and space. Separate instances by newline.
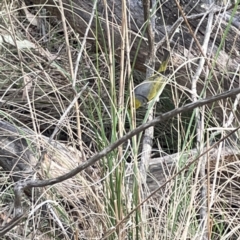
134, 51, 170, 109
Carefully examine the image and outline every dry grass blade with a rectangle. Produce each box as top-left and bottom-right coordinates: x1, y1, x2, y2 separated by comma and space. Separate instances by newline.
1, 1, 240, 239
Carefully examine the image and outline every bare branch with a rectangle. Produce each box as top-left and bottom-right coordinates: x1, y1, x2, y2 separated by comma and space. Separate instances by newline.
21, 87, 240, 188
1, 87, 240, 236
140, 0, 156, 186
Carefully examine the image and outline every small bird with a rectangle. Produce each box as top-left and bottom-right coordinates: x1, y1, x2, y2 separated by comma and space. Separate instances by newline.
134, 50, 170, 109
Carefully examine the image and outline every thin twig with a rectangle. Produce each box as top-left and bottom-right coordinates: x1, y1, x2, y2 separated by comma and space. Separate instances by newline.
155, 2, 235, 51
140, 0, 158, 235
73, 0, 98, 88
174, 0, 220, 84
140, 0, 156, 185
187, 0, 214, 238
58, 0, 85, 155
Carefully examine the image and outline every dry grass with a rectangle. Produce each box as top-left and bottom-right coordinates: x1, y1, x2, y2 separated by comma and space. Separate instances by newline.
0, 1, 240, 240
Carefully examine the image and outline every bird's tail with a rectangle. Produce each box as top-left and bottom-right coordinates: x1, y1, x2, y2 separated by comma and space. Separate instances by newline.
158, 49, 170, 73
